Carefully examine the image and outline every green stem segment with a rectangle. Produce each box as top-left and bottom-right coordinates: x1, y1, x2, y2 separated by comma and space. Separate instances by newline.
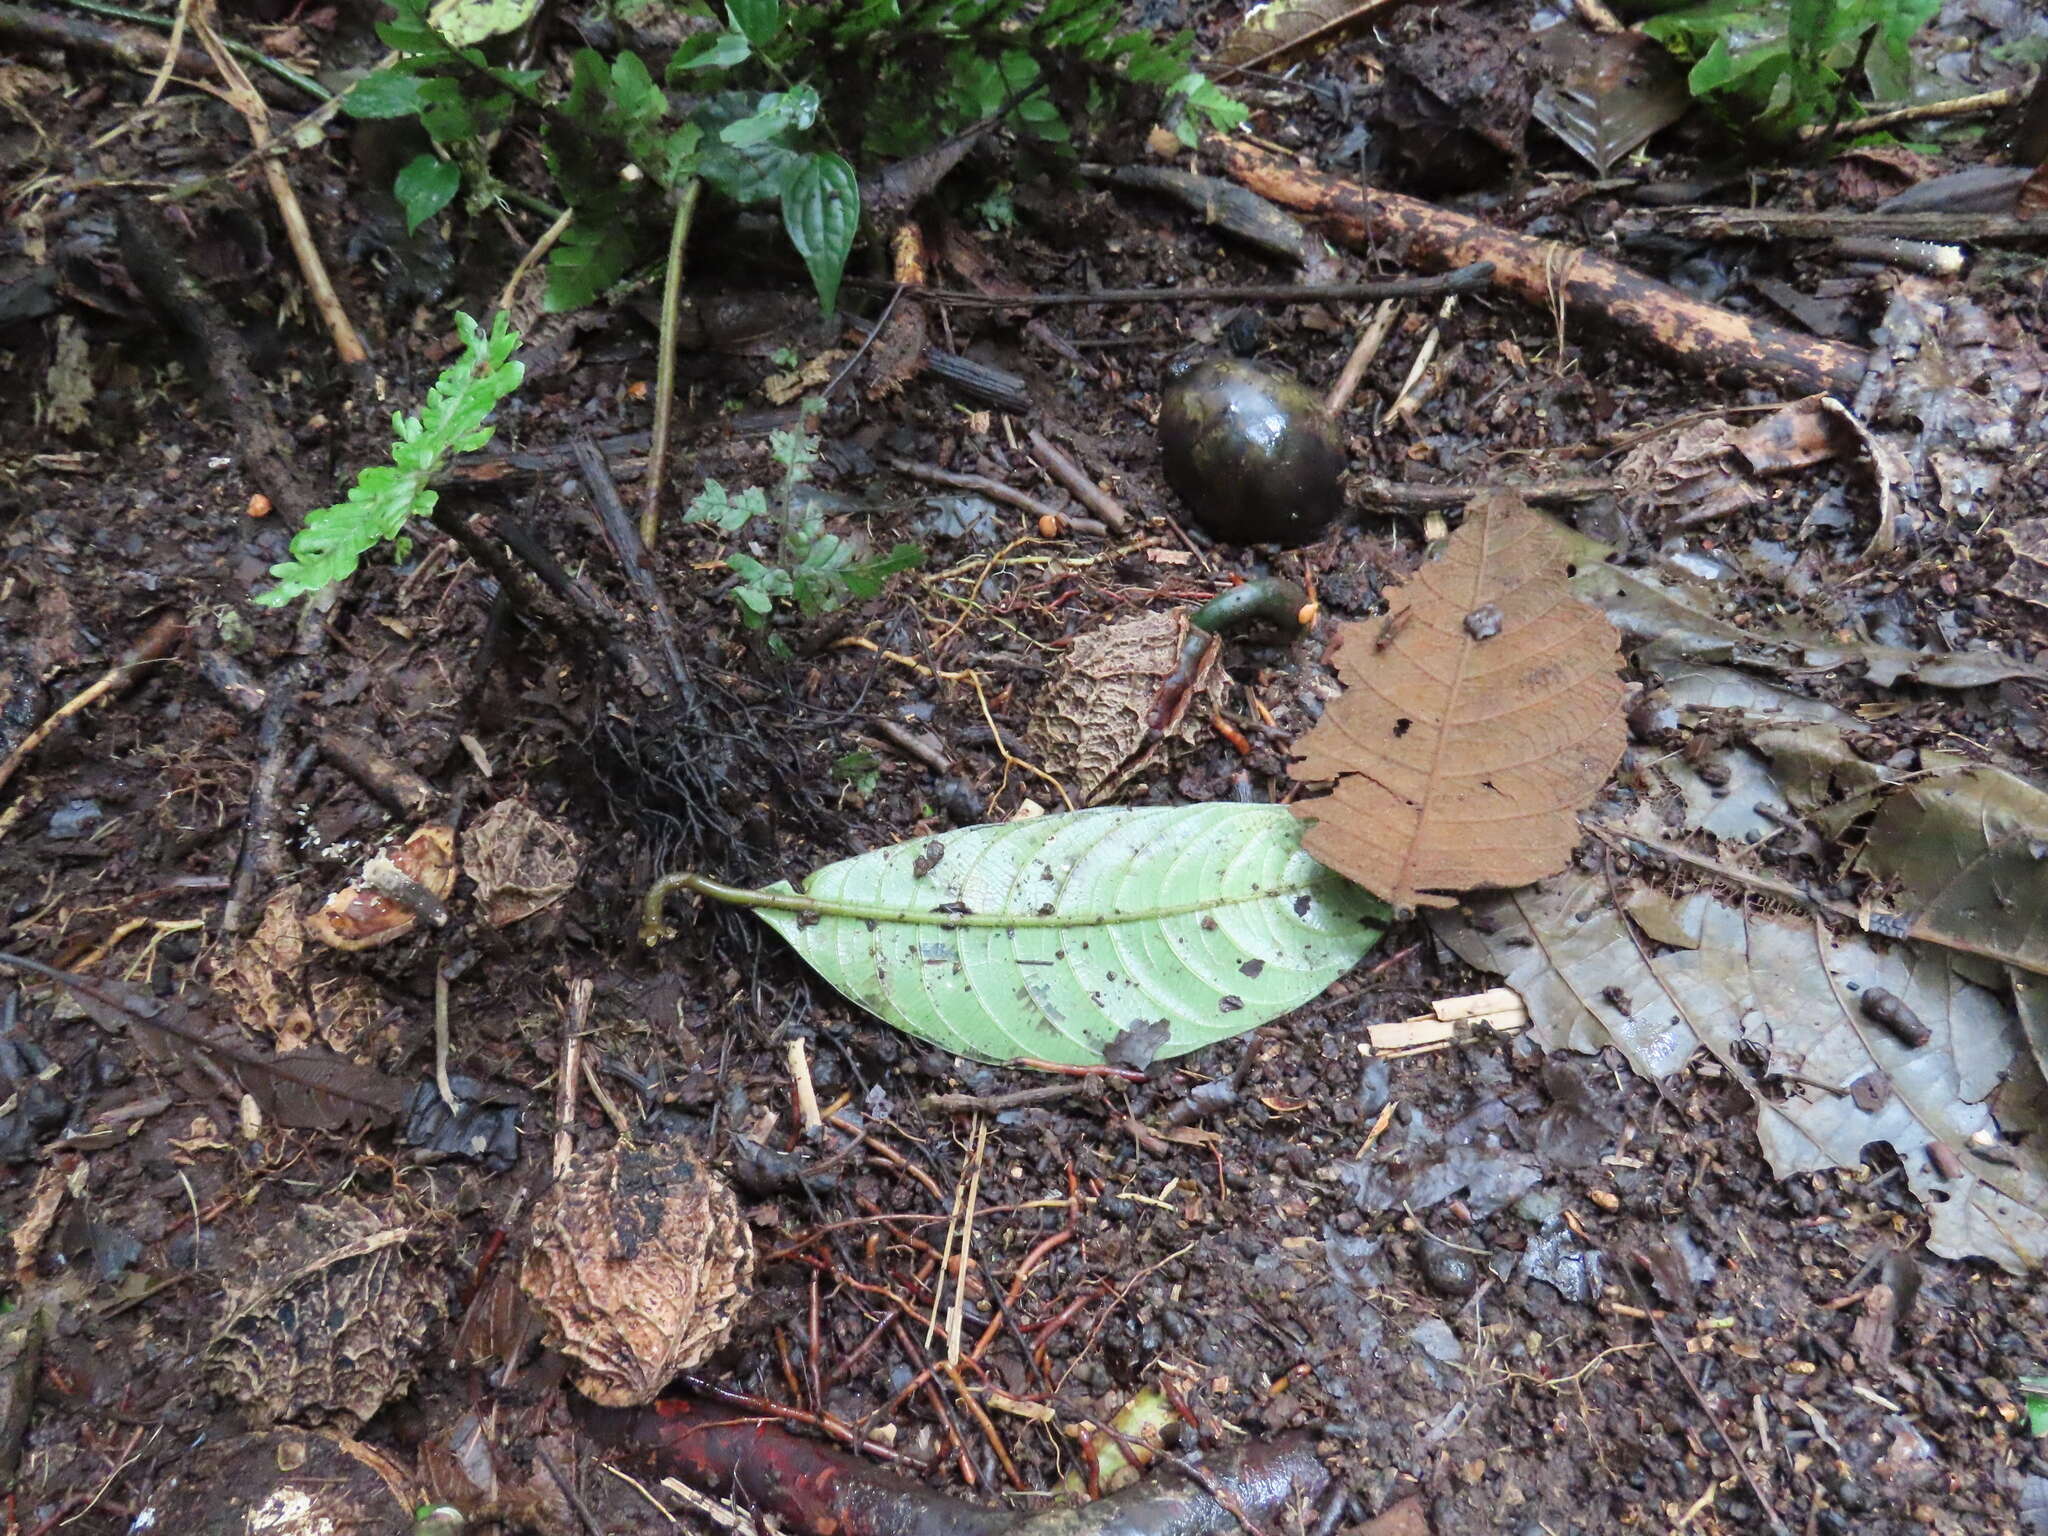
640, 869, 1320, 944
1191, 576, 1314, 636
640, 177, 703, 549
1150, 577, 1315, 732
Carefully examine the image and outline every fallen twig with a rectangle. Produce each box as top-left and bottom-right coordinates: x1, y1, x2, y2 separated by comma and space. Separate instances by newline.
1026, 432, 1130, 534
884, 455, 1067, 526
1631, 205, 2048, 245
866, 264, 1495, 310
580, 1396, 1328, 1536
0, 612, 184, 799
1353, 475, 1618, 511
191, 4, 366, 370
1796, 84, 2023, 142
0, 0, 316, 104
1207, 137, 1869, 399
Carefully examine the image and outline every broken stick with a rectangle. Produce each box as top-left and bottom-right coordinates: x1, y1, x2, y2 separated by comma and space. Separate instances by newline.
1206, 137, 1869, 400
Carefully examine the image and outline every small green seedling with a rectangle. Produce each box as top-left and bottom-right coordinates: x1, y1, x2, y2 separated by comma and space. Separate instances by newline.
684, 404, 920, 635
256, 312, 523, 606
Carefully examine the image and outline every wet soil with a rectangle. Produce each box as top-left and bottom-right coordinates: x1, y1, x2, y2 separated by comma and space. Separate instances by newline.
3, 3, 2047, 1535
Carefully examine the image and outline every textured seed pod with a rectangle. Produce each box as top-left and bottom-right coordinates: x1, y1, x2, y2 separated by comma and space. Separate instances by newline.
520, 1142, 753, 1406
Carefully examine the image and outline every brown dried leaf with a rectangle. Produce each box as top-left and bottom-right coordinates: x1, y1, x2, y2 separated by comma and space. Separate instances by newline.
13, 956, 408, 1131
1530, 29, 1688, 178
462, 799, 583, 927
1032, 611, 1227, 803
1289, 493, 1625, 908
1213, 0, 1401, 75
521, 1142, 753, 1406
207, 1200, 452, 1429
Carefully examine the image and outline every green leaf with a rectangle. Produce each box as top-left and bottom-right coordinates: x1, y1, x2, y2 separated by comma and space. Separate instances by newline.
415, 76, 477, 141
719, 85, 819, 145
693, 92, 801, 201
342, 68, 426, 119
782, 151, 857, 314
611, 50, 666, 124
544, 220, 635, 311
394, 154, 460, 232
672, 30, 751, 71
256, 313, 523, 605
684, 479, 767, 532
719, 804, 1385, 1067
726, 0, 780, 46
427, 0, 542, 48
840, 541, 922, 598
2024, 1377, 2048, 1437
832, 749, 881, 794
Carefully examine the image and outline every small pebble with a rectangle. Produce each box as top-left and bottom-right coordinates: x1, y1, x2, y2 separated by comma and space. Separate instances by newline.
1418, 1235, 1481, 1296
1587, 1189, 1620, 1212
1514, 1188, 1565, 1226
47, 799, 102, 839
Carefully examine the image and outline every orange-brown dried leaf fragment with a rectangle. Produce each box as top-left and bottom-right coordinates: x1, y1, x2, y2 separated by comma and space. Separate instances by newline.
1288, 493, 1625, 909
306, 824, 457, 951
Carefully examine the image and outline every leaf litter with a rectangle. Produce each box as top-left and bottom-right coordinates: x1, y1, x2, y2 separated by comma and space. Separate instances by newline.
652, 803, 1387, 1068
1289, 492, 1626, 908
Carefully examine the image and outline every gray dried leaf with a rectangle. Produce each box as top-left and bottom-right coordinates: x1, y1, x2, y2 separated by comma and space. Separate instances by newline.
1435, 873, 2048, 1273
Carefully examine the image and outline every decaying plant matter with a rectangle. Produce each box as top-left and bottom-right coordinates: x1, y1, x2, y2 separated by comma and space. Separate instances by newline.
206, 1199, 452, 1429
521, 1142, 754, 1406
581, 1394, 1330, 1536
1290, 493, 1626, 909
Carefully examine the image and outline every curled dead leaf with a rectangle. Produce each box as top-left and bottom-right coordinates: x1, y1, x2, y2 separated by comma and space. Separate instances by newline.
206, 1199, 452, 1429
1213, 0, 1399, 76
306, 825, 457, 951
462, 800, 583, 927
520, 1142, 753, 1406
1033, 611, 1228, 802
1289, 493, 1625, 908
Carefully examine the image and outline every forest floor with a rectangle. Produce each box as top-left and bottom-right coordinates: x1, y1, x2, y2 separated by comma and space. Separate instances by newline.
3, 1, 2048, 1533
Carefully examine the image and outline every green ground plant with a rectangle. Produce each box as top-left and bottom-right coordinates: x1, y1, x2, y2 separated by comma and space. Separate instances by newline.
1641, 0, 1942, 137
344, 0, 1245, 314
256, 311, 523, 606
684, 404, 921, 637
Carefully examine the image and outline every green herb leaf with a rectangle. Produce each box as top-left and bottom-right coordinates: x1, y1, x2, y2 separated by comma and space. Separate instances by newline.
781, 151, 858, 314
343, 68, 427, 119
610, 50, 666, 125
840, 541, 922, 599
726, 0, 781, 47
684, 480, 768, 533
256, 314, 523, 606
708, 804, 1386, 1067
671, 30, 751, 72
543, 220, 634, 312
718, 85, 819, 145
394, 154, 461, 233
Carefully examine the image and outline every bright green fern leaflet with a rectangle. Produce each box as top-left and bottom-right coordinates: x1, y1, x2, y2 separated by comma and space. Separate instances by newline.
255, 312, 524, 606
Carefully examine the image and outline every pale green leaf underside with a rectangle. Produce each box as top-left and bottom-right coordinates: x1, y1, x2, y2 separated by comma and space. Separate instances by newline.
756, 804, 1387, 1067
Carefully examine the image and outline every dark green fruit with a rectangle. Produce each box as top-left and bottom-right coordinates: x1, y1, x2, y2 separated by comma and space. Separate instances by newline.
1158, 357, 1344, 544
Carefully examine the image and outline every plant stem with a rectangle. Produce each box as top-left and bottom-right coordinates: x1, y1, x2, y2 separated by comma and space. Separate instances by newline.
640, 177, 702, 549
50, 0, 328, 98
639, 868, 1331, 943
